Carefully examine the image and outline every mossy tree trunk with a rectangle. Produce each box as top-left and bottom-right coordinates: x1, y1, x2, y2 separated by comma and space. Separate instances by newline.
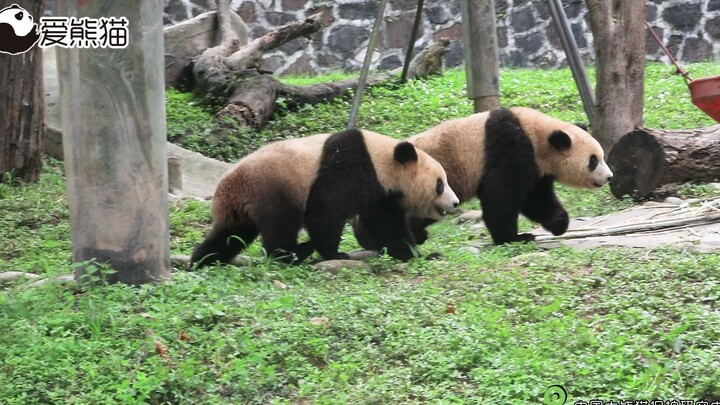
0, 0, 46, 183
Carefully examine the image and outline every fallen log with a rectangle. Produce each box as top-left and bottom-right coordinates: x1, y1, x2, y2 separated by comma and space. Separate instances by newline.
607, 126, 720, 199
277, 73, 393, 108
211, 48, 447, 129
224, 13, 323, 71
218, 72, 392, 128
217, 71, 278, 129
192, 0, 324, 95
181, 0, 450, 132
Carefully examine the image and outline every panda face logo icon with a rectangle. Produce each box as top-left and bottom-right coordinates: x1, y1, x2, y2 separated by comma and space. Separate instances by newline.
0, 4, 40, 55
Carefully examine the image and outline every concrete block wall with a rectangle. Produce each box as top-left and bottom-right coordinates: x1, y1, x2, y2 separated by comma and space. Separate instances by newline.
160, 0, 720, 75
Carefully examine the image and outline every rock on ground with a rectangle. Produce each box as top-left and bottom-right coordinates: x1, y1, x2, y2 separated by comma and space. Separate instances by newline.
0, 271, 42, 287
314, 260, 371, 274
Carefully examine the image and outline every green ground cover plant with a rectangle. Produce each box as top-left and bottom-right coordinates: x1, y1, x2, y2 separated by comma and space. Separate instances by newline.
1, 62, 719, 404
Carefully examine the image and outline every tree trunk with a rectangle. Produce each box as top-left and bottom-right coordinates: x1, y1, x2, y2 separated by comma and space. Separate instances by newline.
56, 0, 170, 286
0, 0, 46, 183
461, 0, 500, 113
585, 0, 646, 153
607, 126, 720, 198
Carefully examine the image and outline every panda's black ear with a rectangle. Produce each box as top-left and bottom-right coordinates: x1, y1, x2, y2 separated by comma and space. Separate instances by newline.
549, 130, 572, 152
574, 122, 589, 131
393, 142, 418, 164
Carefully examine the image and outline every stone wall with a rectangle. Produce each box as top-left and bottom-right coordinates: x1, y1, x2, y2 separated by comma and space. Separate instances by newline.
162, 0, 720, 75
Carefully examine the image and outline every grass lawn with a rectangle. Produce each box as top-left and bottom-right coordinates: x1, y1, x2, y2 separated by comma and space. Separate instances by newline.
1, 62, 720, 404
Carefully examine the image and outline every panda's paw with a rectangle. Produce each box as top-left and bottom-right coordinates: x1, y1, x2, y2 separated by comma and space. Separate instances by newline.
424, 252, 444, 261
517, 233, 536, 243
542, 211, 569, 236
331, 252, 351, 260
414, 229, 430, 245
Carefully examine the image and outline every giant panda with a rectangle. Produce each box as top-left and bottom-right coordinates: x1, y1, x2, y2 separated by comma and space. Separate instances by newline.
191, 128, 460, 268
353, 107, 613, 250
0, 4, 40, 55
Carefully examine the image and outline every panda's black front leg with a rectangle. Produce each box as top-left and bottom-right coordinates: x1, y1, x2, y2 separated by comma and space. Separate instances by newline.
408, 217, 437, 245
355, 200, 419, 261
520, 176, 569, 236
354, 213, 418, 261
478, 173, 535, 244
306, 215, 350, 261
289, 241, 315, 263
381, 216, 418, 262
353, 212, 423, 256
352, 213, 382, 251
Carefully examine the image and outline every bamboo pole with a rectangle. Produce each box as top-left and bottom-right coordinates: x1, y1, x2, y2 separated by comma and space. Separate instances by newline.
347, 0, 390, 129
546, 0, 596, 126
400, 0, 425, 83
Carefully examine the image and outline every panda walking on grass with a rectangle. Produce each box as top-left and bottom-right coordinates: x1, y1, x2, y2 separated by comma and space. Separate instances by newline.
353, 107, 614, 251
191, 128, 460, 268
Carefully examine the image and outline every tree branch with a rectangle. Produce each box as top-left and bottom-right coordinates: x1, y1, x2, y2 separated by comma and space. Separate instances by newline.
215, 0, 237, 48
225, 13, 325, 70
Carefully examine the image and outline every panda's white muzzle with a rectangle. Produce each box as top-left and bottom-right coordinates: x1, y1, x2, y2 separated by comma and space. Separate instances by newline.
434, 187, 460, 218
591, 161, 614, 188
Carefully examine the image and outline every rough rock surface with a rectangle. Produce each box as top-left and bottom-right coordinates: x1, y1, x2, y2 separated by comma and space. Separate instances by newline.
149, 0, 720, 74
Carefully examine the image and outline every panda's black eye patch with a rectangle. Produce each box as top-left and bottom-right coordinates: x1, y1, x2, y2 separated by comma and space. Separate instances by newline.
436, 178, 444, 195
15, 11, 24, 20
589, 154, 598, 171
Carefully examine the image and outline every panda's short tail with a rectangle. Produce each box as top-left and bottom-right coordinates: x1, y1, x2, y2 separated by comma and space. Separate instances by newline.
190, 222, 259, 269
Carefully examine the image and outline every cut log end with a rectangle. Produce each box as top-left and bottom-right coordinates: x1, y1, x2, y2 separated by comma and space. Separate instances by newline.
607, 129, 665, 199
608, 126, 720, 199
217, 103, 255, 128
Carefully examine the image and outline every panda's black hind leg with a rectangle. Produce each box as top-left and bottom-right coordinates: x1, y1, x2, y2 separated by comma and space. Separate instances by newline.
258, 210, 310, 263
191, 223, 259, 268
306, 215, 350, 261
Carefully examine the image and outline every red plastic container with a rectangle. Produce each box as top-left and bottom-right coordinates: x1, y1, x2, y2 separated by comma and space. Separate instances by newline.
689, 75, 720, 123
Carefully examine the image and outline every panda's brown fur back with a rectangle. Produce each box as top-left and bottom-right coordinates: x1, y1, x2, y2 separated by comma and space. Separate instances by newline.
409, 113, 490, 203
211, 134, 329, 228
